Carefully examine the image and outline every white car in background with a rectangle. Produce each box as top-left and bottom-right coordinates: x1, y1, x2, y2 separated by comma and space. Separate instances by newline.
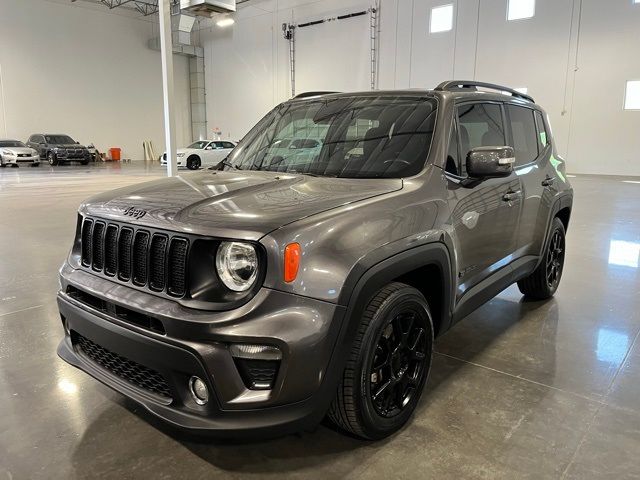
0, 140, 40, 168
161, 140, 236, 170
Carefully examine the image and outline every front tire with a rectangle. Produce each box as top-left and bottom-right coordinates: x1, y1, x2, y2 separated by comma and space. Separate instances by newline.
47, 152, 58, 166
328, 282, 433, 440
186, 155, 201, 170
517, 217, 566, 299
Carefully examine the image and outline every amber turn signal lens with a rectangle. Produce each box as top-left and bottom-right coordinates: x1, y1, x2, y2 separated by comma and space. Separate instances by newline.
284, 243, 301, 283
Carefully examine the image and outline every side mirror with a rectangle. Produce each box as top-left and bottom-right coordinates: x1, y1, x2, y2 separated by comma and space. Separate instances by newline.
466, 146, 515, 179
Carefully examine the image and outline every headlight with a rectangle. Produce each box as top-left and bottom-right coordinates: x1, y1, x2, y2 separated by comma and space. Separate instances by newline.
177, 152, 185, 157
215, 241, 258, 292
1, 150, 12, 156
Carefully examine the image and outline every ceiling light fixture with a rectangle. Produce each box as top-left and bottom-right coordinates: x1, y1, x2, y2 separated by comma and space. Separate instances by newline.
216, 17, 235, 27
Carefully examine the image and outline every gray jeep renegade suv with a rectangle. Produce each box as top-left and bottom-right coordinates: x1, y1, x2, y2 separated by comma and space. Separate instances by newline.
57, 81, 573, 440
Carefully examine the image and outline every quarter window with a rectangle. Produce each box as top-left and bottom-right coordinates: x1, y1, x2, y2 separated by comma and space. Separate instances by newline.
445, 121, 460, 176
534, 110, 548, 149
457, 103, 506, 160
506, 105, 538, 166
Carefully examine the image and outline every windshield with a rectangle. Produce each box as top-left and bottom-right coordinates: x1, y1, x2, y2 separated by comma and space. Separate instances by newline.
0, 141, 26, 148
223, 95, 437, 178
45, 135, 75, 144
188, 141, 209, 149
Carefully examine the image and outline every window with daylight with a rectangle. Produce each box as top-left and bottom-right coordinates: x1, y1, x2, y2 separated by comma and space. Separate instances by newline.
624, 81, 640, 110
507, 0, 535, 21
430, 4, 454, 33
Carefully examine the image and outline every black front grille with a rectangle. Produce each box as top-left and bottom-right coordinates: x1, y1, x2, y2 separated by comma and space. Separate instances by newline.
168, 238, 188, 297
92, 222, 105, 271
132, 231, 150, 286
76, 333, 172, 400
149, 235, 168, 292
80, 218, 188, 298
104, 225, 118, 276
17, 153, 30, 158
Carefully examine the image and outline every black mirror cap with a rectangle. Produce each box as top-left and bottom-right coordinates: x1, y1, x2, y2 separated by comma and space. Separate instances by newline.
466, 146, 515, 179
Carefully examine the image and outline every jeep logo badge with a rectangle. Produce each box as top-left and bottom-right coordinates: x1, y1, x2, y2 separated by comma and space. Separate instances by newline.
123, 206, 147, 219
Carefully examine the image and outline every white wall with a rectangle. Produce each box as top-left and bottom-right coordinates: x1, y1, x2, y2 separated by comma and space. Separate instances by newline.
201, 0, 640, 176
0, 0, 192, 160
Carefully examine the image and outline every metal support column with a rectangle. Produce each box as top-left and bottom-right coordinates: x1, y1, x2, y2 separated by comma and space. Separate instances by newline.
159, 0, 177, 177
369, 3, 379, 91
283, 24, 296, 97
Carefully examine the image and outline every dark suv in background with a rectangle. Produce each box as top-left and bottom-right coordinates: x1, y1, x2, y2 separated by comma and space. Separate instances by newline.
27, 133, 91, 165
56, 81, 572, 440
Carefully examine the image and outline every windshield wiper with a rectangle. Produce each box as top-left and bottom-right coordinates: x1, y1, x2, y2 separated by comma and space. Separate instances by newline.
216, 158, 241, 171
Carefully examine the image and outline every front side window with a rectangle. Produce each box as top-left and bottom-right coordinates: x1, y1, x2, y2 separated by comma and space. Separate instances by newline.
188, 141, 209, 149
223, 95, 438, 178
457, 103, 506, 159
506, 105, 538, 166
45, 135, 75, 144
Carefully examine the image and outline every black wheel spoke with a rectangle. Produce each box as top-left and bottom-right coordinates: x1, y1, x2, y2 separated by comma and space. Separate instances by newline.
372, 380, 392, 401
369, 306, 430, 418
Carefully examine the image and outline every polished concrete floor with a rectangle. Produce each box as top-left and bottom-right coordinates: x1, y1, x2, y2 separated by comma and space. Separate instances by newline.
1, 163, 639, 479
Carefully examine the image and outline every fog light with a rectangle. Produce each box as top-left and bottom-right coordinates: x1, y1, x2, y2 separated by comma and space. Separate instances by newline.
188, 376, 209, 405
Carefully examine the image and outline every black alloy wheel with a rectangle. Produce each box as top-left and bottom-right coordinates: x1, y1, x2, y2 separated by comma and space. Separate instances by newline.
48, 152, 58, 166
517, 217, 567, 299
546, 228, 565, 289
187, 155, 201, 170
369, 309, 428, 418
328, 282, 434, 439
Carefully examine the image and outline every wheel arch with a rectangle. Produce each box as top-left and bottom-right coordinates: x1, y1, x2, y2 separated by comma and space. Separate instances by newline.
338, 242, 453, 338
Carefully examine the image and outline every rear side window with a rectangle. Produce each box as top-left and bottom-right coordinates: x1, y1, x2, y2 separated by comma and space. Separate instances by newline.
507, 105, 539, 166
221, 142, 235, 149
457, 103, 506, 159
534, 110, 548, 150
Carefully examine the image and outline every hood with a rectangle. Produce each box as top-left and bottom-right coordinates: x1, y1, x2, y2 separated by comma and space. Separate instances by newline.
2, 147, 36, 155
81, 171, 403, 240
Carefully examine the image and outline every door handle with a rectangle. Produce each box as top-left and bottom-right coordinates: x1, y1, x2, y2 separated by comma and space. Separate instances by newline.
542, 176, 555, 187
502, 190, 521, 202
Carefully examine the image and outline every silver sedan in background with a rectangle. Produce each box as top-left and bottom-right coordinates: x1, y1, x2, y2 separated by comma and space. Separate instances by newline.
0, 140, 40, 167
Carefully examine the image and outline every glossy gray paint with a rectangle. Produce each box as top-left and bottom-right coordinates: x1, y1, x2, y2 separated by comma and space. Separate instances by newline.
57, 89, 573, 435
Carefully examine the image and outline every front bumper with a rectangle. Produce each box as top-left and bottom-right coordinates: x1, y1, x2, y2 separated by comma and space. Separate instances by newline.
57, 265, 346, 437
160, 159, 185, 167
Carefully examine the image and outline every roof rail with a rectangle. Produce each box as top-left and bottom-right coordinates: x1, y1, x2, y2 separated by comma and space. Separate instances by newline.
435, 80, 535, 103
293, 91, 340, 99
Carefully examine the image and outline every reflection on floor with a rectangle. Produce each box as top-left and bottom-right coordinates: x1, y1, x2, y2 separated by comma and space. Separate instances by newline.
1, 163, 639, 479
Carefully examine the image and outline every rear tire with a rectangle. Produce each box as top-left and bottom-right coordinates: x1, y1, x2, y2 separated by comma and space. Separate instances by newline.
327, 282, 433, 440
517, 217, 566, 299
186, 155, 201, 170
47, 152, 58, 166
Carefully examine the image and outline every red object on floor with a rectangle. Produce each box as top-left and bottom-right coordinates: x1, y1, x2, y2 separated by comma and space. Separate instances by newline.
109, 148, 121, 161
